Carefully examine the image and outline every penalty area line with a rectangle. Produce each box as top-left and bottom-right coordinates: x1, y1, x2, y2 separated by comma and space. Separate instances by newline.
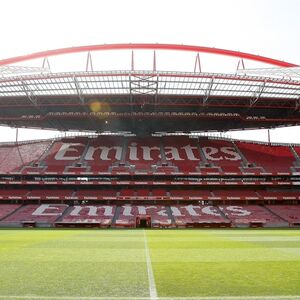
143, 229, 158, 300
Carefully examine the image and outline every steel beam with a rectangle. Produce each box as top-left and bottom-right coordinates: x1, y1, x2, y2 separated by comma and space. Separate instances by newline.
203, 76, 214, 104
73, 76, 84, 103
21, 80, 38, 106
250, 79, 266, 107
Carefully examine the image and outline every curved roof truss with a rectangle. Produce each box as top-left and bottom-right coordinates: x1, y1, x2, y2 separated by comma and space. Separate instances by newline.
0, 43, 297, 68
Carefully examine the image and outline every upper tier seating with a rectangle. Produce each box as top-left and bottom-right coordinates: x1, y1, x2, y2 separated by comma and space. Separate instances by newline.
85, 136, 124, 173
2, 204, 68, 223
0, 204, 21, 220
126, 137, 162, 171
219, 205, 285, 226
236, 142, 296, 173
59, 205, 116, 226
0, 141, 51, 173
43, 139, 87, 174
198, 139, 243, 173
293, 146, 300, 162
0, 137, 297, 175
162, 136, 202, 173
266, 205, 300, 224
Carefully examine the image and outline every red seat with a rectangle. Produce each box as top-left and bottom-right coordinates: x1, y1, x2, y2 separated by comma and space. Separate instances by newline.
27, 189, 73, 200
75, 189, 116, 200
257, 190, 300, 200
0, 141, 51, 173
213, 190, 259, 200
170, 190, 212, 200
125, 137, 162, 171
236, 142, 296, 174
0, 205, 21, 220
171, 205, 228, 226
163, 136, 202, 173
3, 204, 68, 223
266, 205, 300, 224
219, 205, 285, 226
43, 140, 86, 174
198, 139, 243, 174
0, 189, 29, 199
60, 205, 116, 226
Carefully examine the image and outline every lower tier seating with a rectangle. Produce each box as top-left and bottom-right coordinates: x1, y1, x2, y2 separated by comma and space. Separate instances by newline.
171, 205, 229, 226
266, 205, 300, 224
219, 205, 286, 226
0, 204, 21, 220
0, 204, 299, 227
2, 204, 68, 224
59, 205, 116, 226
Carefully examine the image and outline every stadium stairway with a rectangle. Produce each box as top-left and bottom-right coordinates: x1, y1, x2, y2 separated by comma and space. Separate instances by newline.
166, 205, 176, 225
215, 206, 231, 223
196, 139, 209, 164
257, 205, 287, 226
231, 140, 249, 167
55, 205, 73, 222
120, 137, 128, 165
79, 138, 91, 164
159, 138, 167, 165
290, 145, 300, 161
65, 139, 92, 172
111, 206, 121, 225
38, 139, 56, 167
290, 146, 300, 172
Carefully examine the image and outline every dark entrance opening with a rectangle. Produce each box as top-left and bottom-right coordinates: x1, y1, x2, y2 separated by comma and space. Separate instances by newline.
136, 216, 151, 228
140, 219, 148, 228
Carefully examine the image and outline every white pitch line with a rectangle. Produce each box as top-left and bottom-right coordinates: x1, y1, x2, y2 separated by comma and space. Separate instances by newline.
0, 295, 299, 300
143, 229, 158, 300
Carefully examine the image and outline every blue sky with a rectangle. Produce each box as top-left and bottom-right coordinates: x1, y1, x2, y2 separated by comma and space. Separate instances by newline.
0, 0, 299, 143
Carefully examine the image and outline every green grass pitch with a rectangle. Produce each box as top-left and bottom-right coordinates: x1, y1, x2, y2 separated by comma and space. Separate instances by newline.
0, 229, 300, 300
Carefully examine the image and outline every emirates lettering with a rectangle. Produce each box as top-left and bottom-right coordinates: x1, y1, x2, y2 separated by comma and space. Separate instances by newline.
54, 143, 241, 161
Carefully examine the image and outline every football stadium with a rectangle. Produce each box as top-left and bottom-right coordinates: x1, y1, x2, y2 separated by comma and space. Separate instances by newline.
0, 42, 300, 299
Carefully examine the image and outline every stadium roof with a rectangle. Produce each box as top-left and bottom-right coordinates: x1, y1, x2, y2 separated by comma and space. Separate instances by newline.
0, 43, 299, 134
